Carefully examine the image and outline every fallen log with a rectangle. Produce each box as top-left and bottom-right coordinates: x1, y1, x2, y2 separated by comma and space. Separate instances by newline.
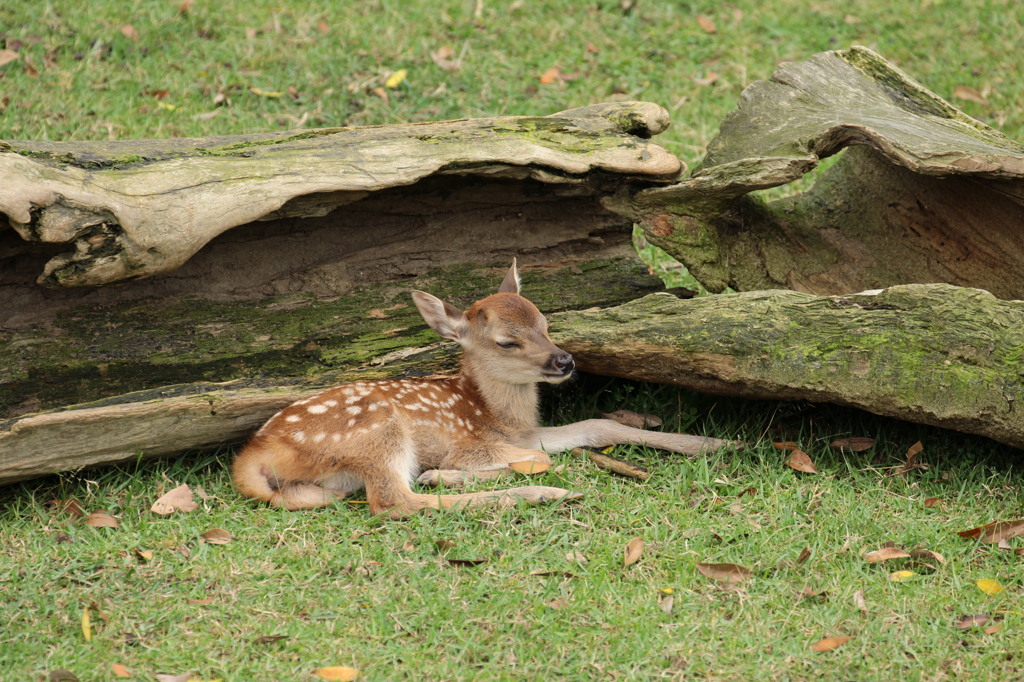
550, 285, 1024, 450
619, 46, 1024, 297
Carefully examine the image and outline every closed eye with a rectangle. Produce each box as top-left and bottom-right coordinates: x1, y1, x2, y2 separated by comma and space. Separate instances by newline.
496, 340, 520, 350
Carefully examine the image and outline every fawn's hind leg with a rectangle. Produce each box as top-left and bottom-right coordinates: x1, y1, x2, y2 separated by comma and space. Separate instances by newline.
416, 445, 552, 488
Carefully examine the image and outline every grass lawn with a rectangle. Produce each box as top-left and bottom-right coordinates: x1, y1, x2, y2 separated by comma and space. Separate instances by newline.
3, 0, 1024, 680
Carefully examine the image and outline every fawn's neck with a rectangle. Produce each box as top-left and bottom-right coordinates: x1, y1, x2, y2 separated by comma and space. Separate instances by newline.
460, 357, 539, 435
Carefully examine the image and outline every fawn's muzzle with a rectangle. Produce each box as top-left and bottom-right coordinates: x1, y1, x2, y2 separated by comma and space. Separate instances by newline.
545, 351, 575, 377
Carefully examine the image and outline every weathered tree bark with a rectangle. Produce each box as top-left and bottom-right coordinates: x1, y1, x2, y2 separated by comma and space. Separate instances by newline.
550, 285, 1024, 450
1, 101, 678, 288
617, 47, 1024, 297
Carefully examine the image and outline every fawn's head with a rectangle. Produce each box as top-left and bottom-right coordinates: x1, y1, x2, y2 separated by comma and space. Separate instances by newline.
410, 260, 575, 385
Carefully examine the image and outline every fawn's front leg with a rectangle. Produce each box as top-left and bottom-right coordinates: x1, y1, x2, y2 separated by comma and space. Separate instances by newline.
530, 419, 735, 455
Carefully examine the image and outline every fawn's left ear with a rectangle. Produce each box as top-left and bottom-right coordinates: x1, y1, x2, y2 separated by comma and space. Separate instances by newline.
498, 258, 521, 295
411, 290, 469, 341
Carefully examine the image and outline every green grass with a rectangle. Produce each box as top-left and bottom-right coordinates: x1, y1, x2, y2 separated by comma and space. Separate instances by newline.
3, 0, 1024, 679
2, 379, 1023, 680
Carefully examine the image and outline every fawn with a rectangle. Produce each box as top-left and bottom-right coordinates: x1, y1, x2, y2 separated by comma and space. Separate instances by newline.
232, 260, 728, 517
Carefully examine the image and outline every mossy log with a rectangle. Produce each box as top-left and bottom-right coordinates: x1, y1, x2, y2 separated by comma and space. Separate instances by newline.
550, 285, 1024, 450
619, 47, 1024, 297
0, 257, 663, 484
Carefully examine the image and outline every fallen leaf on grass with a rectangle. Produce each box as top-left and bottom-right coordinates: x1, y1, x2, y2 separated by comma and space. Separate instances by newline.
796, 547, 811, 565
120, 24, 139, 40
85, 511, 120, 528
810, 635, 851, 652
924, 497, 941, 508
51, 498, 86, 519
47, 671, 79, 682
82, 605, 92, 642
431, 46, 461, 71
909, 548, 946, 564
539, 67, 561, 84
786, 449, 818, 474
829, 437, 875, 452
111, 663, 132, 677
658, 593, 674, 613
624, 537, 644, 567
201, 528, 235, 545
0, 49, 21, 67
957, 614, 993, 629
696, 562, 751, 583
384, 69, 407, 88
151, 484, 198, 515
566, 550, 588, 564
977, 578, 1005, 596
249, 86, 284, 98
696, 15, 717, 33
773, 441, 799, 451
889, 570, 916, 582
600, 409, 663, 429
958, 519, 1024, 544
188, 597, 214, 605
853, 589, 868, 613
134, 548, 153, 561
953, 85, 987, 104
313, 666, 360, 681
508, 459, 550, 475
863, 547, 911, 563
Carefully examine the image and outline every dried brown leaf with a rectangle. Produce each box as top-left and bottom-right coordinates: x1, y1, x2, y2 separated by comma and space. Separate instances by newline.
786, 449, 818, 474
200, 528, 235, 545
430, 45, 461, 71
177, 0, 195, 14
829, 437, 875, 452
85, 511, 120, 528
772, 441, 799, 451
151, 484, 198, 515
958, 519, 1024, 543
529, 569, 577, 578
624, 537, 644, 567
694, 72, 720, 87
957, 614, 992, 630
906, 441, 924, 458
0, 49, 21, 67
853, 589, 868, 613
120, 24, 140, 41
796, 547, 811, 565
508, 459, 549, 475
566, 550, 588, 564
909, 548, 946, 565
953, 85, 987, 104
863, 547, 911, 563
539, 66, 561, 84
51, 498, 86, 519
188, 598, 214, 605
658, 593, 674, 613
810, 635, 851, 652
48, 671, 80, 682
134, 548, 153, 561
696, 15, 717, 33
434, 539, 456, 552
695, 562, 752, 583
600, 409, 663, 429
111, 663, 132, 678
924, 497, 941, 508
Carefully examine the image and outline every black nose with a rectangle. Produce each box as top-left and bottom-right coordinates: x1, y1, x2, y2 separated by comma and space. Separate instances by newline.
553, 352, 574, 374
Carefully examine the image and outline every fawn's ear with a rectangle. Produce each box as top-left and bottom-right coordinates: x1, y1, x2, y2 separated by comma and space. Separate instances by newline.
497, 257, 520, 295
411, 291, 469, 341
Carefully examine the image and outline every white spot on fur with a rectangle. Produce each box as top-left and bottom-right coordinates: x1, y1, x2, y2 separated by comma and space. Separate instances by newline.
307, 404, 328, 414
324, 399, 338, 407
285, 414, 301, 423
347, 405, 363, 415
332, 433, 342, 443
347, 418, 356, 427
345, 395, 362, 405
314, 432, 326, 443
292, 430, 306, 442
